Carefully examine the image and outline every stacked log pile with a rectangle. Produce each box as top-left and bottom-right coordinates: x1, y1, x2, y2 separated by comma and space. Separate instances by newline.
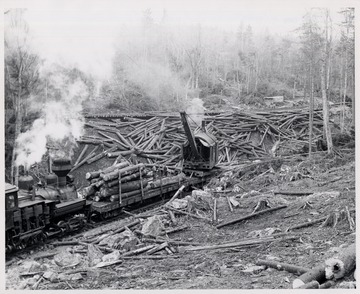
74, 108, 324, 170
80, 159, 185, 203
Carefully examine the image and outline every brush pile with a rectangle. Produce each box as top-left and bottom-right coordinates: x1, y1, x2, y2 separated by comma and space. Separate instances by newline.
73, 108, 324, 172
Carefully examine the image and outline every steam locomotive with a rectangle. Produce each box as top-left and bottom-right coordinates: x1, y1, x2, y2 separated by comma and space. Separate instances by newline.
5, 158, 89, 252
5, 112, 220, 253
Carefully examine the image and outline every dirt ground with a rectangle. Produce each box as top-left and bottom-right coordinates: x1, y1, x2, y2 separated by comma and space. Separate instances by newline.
5, 150, 356, 290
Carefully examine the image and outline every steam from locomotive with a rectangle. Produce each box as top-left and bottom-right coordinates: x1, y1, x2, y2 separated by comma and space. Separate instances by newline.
15, 77, 89, 168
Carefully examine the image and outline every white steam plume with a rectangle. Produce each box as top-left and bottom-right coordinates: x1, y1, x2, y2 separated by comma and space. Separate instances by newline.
15, 77, 88, 168
186, 98, 206, 128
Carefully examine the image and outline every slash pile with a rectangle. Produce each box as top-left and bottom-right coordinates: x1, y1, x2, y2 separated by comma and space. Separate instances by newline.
73, 108, 324, 172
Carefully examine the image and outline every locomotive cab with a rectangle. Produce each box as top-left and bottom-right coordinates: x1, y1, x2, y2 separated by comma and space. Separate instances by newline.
5, 183, 19, 232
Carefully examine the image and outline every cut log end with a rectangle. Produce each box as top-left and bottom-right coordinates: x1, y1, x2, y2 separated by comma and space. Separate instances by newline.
325, 258, 345, 280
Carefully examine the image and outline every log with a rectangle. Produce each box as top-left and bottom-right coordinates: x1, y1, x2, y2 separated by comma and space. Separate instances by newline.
255, 259, 310, 275
165, 224, 188, 235
74, 144, 89, 166
109, 187, 149, 202
226, 196, 234, 212
100, 161, 130, 176
319, 280, 335, 289
122, 245, 155, 257
213, 198, 217, 222
146, 242, 169, 255
168, 210, 177, 225
165, 185, 186, 207
99, 179, 148, 197
286, 218, 326, 231
185, 235, 296, 252
87, 146, 118, 164
106, 171, 146, 187
70, 145, 99, 172
150, 174, 184, 189
324, 243, 355, 280
292, 265, 326, 288
216, 205, 287, 229
107, 150, 135, 158
143, 237, 201, 246
274, 190, 314, 196
297, 281, 320, 289
121, 255, 179, 260
101, 163, 144, 181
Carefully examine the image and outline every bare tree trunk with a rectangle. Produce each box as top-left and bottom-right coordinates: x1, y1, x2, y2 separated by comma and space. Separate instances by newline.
309, 65, 314, 158
341, 54, 348, 132
341, 17, 349, 133
293, 81, 296, 99
11, 62, 23, 185
351, 70, 355, 128
322, 10, 333, 154
321, 60, 333, 154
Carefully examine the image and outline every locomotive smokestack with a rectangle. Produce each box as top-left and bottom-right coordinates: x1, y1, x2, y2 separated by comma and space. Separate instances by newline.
52, 158, 72, 187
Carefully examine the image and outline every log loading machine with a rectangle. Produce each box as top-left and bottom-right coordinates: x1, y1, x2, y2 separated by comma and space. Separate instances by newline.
180, 111, 219, 176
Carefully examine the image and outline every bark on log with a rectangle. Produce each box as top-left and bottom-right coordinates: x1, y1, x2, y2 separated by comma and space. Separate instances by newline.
106, 171, 146, 187
324, 243, 355, 280
292, 265, 326, 288
216, 205, 287, 229
74, 144, 89, 166
101, 164, 144, 181
86, 162, 129, 180
87, 146, 118, 164
70, 145, 99, 173
150, 174, 184, 189
99, 179, 148, 197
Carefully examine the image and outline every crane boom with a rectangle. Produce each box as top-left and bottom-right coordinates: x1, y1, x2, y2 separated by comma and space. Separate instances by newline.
180, 111, 200, 159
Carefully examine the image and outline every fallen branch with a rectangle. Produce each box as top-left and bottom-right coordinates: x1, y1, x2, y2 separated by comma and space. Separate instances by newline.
274, 190, 314, 196
165, 224, 189, 235
286, 218, 325, 232
216, 205, 287, 229
184, 235, 296, 252
255, 259, 310, 275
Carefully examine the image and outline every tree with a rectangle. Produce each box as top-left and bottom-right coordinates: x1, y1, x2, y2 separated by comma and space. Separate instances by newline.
320, 9, 333, 154
5, 9, 41, 184
339, 7, 355, 130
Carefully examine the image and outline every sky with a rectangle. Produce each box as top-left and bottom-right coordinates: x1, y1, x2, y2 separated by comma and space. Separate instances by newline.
2, 0, 355, 79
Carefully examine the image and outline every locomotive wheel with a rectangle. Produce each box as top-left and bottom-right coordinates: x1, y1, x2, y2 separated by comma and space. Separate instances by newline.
57, 220, 70, 232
